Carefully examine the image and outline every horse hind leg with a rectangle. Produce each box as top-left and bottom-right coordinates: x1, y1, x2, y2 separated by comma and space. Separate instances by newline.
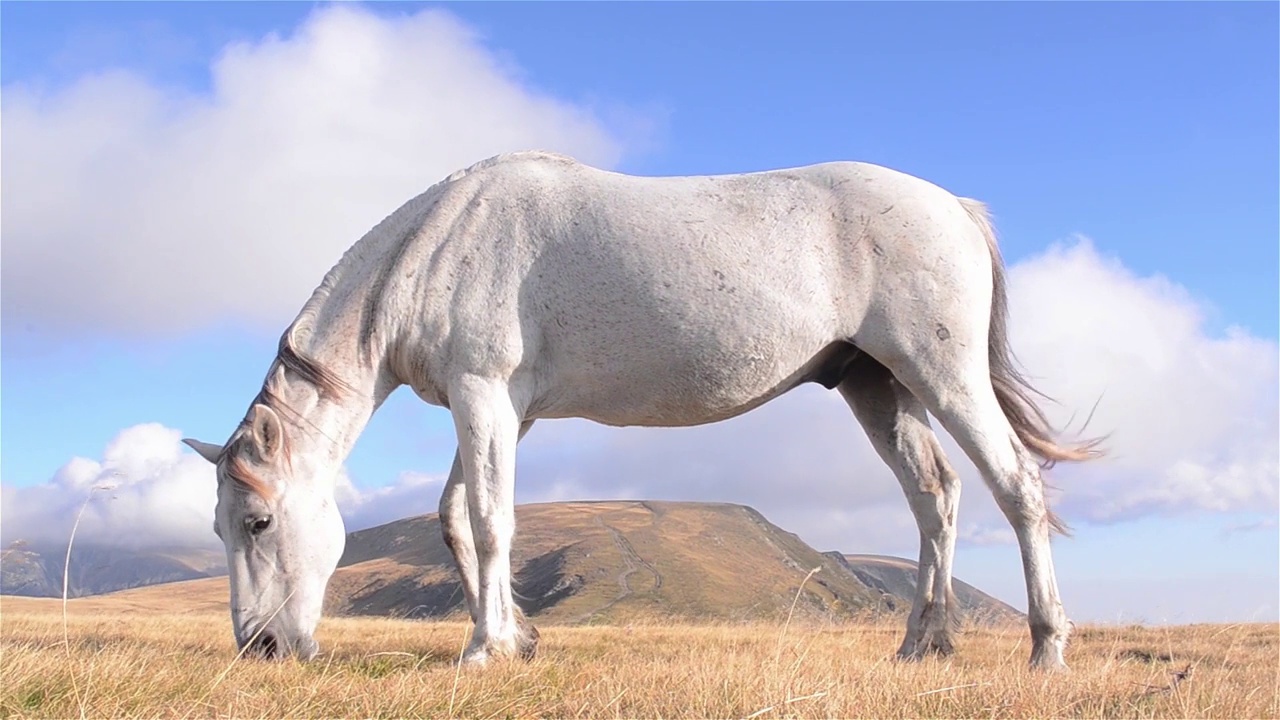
884, 345, 1074, 670
839, 357, 962, 660
439, 453, 480, 621
848, 198, 1093, 669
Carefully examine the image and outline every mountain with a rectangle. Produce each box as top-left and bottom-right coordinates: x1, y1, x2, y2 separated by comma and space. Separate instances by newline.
3, 501, 1022, 626
0, 540, 224, 598
324, 500, 1022, 626
824, 553, 1023, 624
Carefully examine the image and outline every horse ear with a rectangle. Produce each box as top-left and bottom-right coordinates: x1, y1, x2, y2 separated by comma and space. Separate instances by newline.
249, 404, 284, 462
183, 438, 223, 464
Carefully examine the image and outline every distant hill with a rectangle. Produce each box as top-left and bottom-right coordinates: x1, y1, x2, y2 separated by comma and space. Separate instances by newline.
824, 553, 1022, 625
0, 540, 223, 598
3, 501, 1022, 626
325, 500, 1021, 626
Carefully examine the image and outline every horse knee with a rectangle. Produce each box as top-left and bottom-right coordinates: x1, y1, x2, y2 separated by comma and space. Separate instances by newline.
440, 516, 463, 554
908, 457, 960, 532
439, 499, 467, 553
906, 432, 952, 489
991, 474, 1050, 527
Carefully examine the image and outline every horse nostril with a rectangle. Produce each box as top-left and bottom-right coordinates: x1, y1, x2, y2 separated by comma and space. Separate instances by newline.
248, 632, 279, 659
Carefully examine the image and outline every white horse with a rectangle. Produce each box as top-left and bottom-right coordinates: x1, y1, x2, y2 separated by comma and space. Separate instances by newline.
184, 151, 1099, 669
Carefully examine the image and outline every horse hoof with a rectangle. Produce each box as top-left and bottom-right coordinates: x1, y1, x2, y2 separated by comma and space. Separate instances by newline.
460, 644, 490, 667
1029, 652, 1070, 672
896, 635, 955, 662
517, 623, 540, 662
1030, 634, 1070, 671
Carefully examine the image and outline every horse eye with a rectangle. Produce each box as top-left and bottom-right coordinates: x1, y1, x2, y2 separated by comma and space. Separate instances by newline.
246, 515, 273, 535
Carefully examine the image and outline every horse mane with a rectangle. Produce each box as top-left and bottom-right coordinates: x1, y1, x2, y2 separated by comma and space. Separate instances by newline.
218, 324, 352, 500
273, 323, 351, 399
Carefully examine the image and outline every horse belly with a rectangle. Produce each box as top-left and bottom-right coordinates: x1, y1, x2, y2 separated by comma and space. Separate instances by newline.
542, 353, 819, 428
533, 280, 843, 428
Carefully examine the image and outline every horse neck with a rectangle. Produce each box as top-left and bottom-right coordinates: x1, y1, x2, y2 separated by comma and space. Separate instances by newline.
280, 220, 420, 464
283, 308, 400, 470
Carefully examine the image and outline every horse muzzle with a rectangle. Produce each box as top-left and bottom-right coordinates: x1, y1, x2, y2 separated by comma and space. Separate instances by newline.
239, 630, 318, 661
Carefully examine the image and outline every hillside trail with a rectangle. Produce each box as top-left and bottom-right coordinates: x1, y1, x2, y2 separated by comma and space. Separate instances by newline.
572, 513, 663, 622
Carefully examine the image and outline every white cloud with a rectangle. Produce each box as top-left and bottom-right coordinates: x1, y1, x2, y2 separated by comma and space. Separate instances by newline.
335, 470, 445, 532
1, 424, 220, 550
0, 424, 445, 550
1007, 239, 1278, 523
958, 525, 1018, 547
1, 5, 639, 336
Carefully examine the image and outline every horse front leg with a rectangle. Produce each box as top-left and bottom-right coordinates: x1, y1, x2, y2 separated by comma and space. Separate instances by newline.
450, 376, 533, 666
438, 421, 538, 657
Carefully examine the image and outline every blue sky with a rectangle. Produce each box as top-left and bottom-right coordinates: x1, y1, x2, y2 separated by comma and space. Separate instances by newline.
2, 2, 1276, 623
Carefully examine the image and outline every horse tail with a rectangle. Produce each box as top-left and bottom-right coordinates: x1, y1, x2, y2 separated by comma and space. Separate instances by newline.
959, 197, 1105, 479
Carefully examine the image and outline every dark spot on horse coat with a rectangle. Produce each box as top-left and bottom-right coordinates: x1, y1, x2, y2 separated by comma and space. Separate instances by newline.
712, 269, 732, 293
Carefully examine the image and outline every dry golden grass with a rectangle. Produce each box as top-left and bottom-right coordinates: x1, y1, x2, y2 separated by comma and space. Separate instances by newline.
1, 596, 1277, 719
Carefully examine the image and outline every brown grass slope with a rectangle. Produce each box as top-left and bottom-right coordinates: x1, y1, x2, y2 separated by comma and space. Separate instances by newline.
1, 605, 1275, 719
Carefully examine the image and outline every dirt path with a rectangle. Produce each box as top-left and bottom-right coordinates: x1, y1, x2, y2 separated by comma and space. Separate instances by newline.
574, 515, 663, 621
602, 517, 663, 593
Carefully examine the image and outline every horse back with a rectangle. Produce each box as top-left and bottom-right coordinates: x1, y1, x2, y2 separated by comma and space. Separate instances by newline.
390, 153, 982, 425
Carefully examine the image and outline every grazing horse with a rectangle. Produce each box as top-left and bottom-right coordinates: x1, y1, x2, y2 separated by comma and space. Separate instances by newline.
184, 151, 1099, 670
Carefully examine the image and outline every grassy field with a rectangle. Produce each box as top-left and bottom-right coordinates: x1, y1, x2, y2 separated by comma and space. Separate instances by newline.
1, 596, 1276, 719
